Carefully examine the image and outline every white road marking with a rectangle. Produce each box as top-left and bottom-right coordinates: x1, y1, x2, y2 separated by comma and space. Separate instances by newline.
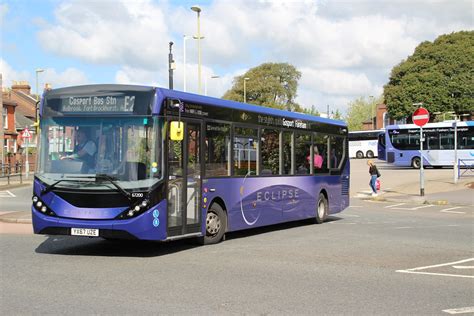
453, 266, 474, 269
397, 258, 474, 279
412, 204, 434, 210
397, 270, 474, 279
392, 207, 416, 210
440, 207, 465, 214
443, 306, 474, 314
385, 203, 405, 208
394, 225, 460, 230
347, 206, 363, 208
0, 190, 16, 198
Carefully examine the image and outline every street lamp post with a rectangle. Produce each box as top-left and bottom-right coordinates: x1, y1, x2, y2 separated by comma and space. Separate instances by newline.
413, 102, 425, 196
243, 77, 250, 103
33, 69, 44, 178
191, 5, 202, 94
183, 35, 191, 92
451, 113, 469, 184
168, 42, 175, 90
204, 75, 220, 96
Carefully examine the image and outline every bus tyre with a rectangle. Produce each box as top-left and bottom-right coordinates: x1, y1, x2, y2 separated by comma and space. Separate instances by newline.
412, 157, 421, 169
366, 150, 374, 158
314, 193, 328, 224
356, 151, 364, 159
202, 203, 227, 245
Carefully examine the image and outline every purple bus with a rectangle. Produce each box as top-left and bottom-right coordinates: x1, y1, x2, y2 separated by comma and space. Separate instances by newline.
32, 85, 349, 244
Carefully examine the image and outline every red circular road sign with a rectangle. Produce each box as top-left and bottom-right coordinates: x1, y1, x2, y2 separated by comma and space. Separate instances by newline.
412, 107, 430, 127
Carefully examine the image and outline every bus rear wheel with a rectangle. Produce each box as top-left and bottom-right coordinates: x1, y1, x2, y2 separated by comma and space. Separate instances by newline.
356, 151, 364, 159
412, 157, 421, 169
314, 193, 328, 224
201, 203, 227, 245
366, 150, 374, 158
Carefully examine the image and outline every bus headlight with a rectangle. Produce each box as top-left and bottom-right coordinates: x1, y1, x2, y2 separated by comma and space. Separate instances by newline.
32, 195, 57, 217
116, 200, 150, 219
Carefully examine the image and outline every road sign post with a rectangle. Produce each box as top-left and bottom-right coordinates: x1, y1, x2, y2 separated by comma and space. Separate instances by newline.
412, 107, 430, 197
21, 128, 32, 179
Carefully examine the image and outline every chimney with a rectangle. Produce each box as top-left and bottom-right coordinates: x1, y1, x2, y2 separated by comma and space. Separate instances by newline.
11, 80, 32, 95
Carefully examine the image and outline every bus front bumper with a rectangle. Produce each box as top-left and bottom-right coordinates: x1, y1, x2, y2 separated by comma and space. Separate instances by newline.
32, 200, 168, 241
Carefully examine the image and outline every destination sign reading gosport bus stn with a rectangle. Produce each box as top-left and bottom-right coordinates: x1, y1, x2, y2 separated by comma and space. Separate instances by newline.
60, 95, 136, 113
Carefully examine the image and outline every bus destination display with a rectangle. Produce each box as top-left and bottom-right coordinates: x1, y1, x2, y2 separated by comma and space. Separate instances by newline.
60, 95, 136, 113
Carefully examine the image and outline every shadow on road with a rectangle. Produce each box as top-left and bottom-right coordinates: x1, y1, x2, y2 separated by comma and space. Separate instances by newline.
35, 236, 199, 257
34, 217, 344, 257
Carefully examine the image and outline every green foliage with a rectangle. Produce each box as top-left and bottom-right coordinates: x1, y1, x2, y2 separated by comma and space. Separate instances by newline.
384, 31, 474, 120
345, 96, 382, 131
222, 62, 302, 111
301, 105, 320, 116
332, 109, 343, 120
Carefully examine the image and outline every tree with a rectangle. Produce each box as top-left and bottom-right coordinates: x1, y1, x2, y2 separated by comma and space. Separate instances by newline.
332, 109, 343, 120
222, 62, 302, 111
302, 104, 320, 116
345, 96, 383, 131
384, 31, 474, 120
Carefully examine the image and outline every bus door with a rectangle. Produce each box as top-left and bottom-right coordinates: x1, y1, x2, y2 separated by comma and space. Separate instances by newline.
378, 133, 386, 160
167, 120, 203, 237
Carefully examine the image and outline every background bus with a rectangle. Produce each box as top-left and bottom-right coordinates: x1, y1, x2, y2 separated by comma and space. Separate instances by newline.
33, 84, 349, 244
348, 130, 382, 159
378, 121, 474, 168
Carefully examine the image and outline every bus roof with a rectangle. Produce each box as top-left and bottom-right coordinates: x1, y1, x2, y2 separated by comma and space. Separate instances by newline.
42, 84, 347, 127
385, 121, 473, 129
156, 87, 347, 127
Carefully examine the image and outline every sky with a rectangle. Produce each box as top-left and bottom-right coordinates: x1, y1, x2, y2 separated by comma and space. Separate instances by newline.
1, 0, 472, 114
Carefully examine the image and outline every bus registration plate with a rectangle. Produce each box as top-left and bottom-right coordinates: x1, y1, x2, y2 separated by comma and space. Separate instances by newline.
71, 228, 99, 237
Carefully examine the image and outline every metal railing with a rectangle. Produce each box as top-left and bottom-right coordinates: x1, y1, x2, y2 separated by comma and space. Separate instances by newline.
458, 159, 474, 179
0, 163, 23, 185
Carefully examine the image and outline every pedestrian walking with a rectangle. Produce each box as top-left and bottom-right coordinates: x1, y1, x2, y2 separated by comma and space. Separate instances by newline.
367, 160, 380, 196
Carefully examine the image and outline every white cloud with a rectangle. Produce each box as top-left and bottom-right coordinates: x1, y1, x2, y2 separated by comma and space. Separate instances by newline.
42, 68, 89, 88
29, 0, 472, 113
0, 59, 30, 86
0, 59, 88, 90
0, 3, 8, 20
37, 0, 169, 68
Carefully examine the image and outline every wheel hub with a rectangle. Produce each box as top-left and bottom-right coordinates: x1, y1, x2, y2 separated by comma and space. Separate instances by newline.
206, 212, 221, 235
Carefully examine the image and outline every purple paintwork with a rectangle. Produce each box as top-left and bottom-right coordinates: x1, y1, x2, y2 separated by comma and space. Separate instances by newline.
201, 162, 350, 232
32, 190, 168, 241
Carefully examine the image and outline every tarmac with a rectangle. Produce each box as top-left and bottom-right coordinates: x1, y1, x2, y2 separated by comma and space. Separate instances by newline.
0, 172, 472, 225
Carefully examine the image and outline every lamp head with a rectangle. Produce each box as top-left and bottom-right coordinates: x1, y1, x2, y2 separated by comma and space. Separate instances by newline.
191, 5, 201, 13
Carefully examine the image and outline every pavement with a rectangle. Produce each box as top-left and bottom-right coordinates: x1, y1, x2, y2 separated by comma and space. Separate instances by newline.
0, 171, 472, 226
356, 175, 473, 206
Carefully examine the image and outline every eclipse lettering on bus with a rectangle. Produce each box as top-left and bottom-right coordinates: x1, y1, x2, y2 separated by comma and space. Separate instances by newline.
256, 189, 300, 202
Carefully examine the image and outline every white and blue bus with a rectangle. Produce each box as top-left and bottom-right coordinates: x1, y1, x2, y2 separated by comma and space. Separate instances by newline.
378, 121, 474, 168
32, 84, 349, 244
348, 130, 382, 159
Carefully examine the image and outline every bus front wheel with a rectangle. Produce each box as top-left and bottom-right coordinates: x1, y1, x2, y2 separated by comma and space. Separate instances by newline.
412, 157, 421, 169
356, 151, 364, 159
314, 193, 328, 224
201, 203, 227, 245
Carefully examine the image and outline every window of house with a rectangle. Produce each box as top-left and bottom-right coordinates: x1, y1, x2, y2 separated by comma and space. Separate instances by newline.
234, 126, 258, 176
3, 107, 7, 130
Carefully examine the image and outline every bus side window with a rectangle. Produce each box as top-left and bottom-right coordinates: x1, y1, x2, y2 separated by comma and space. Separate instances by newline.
295, 133, 311, 175
313, 133, 328, 173
205, 123, 230, 177
261, 129, 280, 175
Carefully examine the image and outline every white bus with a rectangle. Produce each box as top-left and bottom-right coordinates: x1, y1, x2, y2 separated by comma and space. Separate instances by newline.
348, 130, 382, 159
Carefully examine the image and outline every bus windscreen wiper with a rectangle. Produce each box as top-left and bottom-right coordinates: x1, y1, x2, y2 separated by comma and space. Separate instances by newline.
67, 174, 132, 201
40, 178, 93, 195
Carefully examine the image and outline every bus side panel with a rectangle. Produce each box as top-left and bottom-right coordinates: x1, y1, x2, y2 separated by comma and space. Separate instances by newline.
203, 173, 348, 233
